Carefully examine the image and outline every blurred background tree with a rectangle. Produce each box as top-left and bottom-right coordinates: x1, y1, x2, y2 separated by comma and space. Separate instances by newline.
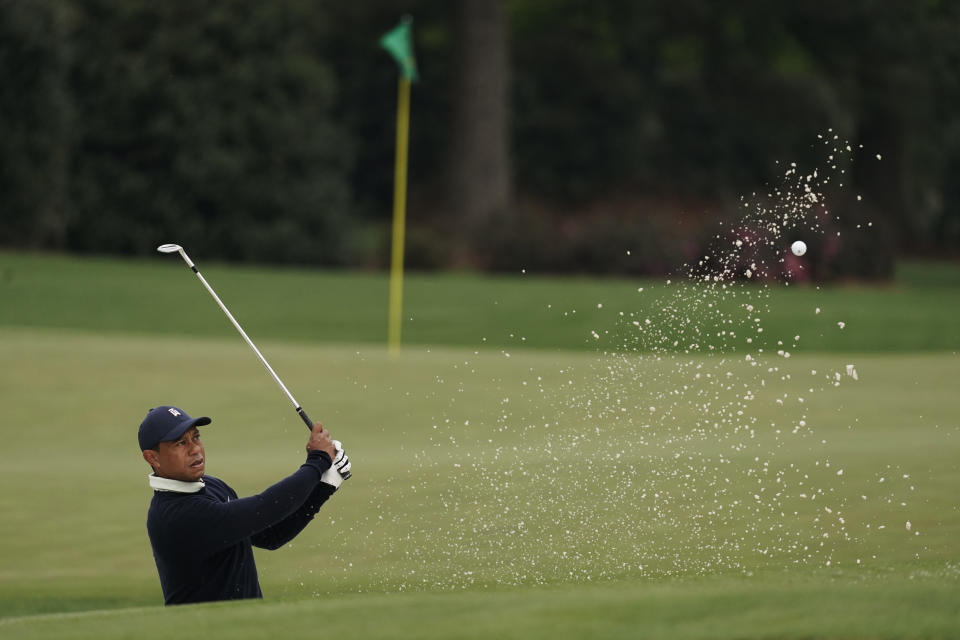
1, 0, 957, 276
448, 0, 512, 248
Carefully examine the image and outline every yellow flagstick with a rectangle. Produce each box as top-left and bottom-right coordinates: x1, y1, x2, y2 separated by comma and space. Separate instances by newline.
380, 16, 416, 357
387, 76, 411, 357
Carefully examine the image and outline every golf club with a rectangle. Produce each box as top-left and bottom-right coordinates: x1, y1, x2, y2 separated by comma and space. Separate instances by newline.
157, 243, 348, 476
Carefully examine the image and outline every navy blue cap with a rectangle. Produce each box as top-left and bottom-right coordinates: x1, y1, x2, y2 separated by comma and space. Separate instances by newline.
139, 406, 211, 451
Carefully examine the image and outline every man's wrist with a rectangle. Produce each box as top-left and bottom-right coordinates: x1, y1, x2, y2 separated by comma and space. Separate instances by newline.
304, 449, 333, 477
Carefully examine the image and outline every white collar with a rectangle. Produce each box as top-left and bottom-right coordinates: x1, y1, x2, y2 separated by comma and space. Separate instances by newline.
149, 474, 205, 493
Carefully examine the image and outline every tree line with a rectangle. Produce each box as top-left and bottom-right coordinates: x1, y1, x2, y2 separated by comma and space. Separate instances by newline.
1, 0, 957, 277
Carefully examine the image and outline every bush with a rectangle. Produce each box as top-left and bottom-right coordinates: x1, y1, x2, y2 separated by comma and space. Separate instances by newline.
477, 202, 690, 276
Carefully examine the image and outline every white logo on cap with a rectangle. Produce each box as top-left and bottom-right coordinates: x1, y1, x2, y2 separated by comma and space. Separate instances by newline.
168, 408, 182, 417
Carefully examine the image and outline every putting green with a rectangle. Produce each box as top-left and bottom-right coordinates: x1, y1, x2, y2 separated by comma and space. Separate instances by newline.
1, 251, 958, 352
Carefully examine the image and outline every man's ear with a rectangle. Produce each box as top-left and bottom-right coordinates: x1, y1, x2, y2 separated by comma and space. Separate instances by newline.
142, 449, 160, 470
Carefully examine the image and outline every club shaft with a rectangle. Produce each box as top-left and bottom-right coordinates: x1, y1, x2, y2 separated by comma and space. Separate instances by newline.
180, 250, 313, 431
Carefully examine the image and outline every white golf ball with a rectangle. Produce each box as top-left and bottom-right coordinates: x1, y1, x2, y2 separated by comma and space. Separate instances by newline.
791, 240, 807, 256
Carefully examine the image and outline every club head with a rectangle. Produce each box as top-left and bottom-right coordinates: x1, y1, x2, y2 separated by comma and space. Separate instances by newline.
157, 244, 183, 254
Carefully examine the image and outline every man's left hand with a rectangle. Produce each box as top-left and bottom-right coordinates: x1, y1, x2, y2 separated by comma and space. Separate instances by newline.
321, 440, 352, 488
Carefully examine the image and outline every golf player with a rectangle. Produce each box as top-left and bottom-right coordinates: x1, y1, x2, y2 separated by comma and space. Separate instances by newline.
139, 405, 351, 605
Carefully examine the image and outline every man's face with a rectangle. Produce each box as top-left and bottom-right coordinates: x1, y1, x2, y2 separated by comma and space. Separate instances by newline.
142, 427, 205, 482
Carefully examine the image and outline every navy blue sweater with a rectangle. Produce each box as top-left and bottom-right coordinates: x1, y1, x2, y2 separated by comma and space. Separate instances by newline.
146, 450, 335, 605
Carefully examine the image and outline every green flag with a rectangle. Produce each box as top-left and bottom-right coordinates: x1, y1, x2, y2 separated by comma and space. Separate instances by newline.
380, 17, 418, 81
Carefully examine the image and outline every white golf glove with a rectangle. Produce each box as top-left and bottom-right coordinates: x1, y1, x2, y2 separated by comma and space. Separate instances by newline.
320, 440, 352, 488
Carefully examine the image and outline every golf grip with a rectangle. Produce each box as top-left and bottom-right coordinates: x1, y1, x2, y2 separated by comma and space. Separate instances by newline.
298, 407, 351, 480
296, 407, 313, 429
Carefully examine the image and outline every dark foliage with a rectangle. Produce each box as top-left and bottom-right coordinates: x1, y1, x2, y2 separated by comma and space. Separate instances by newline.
1, 0, 957, 276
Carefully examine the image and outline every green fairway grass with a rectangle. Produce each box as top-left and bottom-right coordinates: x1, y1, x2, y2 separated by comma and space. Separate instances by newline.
2, 576, 958, 639
0, 326, 957, 638
1, 251, 958, 352
0, 253, 958, 638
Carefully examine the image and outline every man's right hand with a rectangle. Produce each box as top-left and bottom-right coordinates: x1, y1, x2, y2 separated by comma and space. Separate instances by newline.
306, 422, 337, 462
